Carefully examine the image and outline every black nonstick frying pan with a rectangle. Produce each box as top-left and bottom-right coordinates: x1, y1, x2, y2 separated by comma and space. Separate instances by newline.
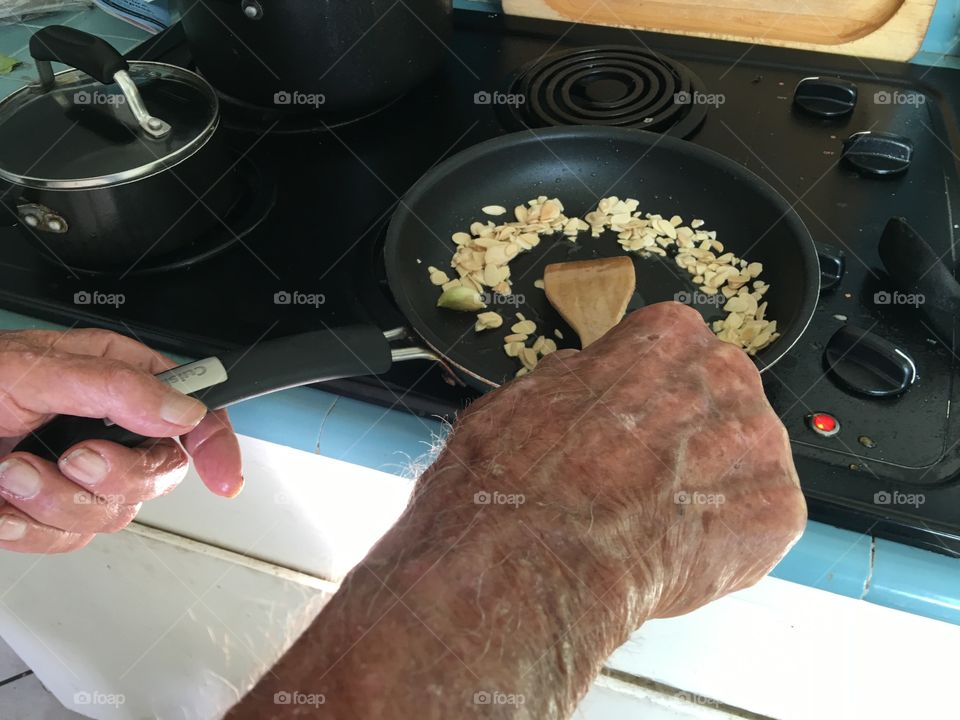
17, 127, 819, 461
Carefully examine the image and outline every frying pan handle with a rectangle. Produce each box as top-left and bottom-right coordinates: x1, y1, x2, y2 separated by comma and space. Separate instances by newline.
30, 26, 128, 87
13, 326, 393, 462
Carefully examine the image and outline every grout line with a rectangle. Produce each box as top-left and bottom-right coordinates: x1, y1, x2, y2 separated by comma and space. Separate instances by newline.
316, 397, 339, 456
862, 536, 877, 599
599, 667, 773, 719
0, 669, 34, 689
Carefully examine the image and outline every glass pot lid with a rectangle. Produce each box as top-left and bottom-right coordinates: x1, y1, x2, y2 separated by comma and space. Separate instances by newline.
0, 27, 219, 190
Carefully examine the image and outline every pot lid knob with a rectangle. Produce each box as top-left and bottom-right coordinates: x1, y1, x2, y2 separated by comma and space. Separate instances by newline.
29, 26, 170, 139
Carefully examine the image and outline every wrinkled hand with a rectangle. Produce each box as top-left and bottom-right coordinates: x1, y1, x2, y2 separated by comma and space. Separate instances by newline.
0, 329, 243, 554
227, 302, 807, 720
451, 301, 806, 622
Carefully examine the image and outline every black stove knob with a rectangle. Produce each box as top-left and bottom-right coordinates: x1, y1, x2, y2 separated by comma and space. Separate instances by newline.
794, 77, 858, 117
815, 241, 845, 291
824, 325, 916, 397
842, 131, 913, 176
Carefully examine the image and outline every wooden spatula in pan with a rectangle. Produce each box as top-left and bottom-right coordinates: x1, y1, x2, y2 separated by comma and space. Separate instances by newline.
543, 256, 636, 348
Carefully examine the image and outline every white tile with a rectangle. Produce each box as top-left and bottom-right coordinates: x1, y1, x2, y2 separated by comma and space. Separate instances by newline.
0, 524, 333, 720
606, 576, 960, 720
136, 434, 413, 581
0, 674, 87, 719
0, 635, 28, 681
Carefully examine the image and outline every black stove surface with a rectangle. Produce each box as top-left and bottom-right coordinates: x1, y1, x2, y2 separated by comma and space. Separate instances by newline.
2, 11, 960, 556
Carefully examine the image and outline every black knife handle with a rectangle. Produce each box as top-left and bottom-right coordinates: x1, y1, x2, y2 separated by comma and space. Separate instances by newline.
13, 326, 392, 462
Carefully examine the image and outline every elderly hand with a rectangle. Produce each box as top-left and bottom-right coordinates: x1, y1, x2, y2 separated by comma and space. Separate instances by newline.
228, 301, 806, 720
0, 329, 243, 554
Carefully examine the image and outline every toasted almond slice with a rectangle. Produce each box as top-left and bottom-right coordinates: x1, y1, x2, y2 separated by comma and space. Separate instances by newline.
520, 347, 539, 370
482, 205, 507, 216
534, 279, 544, 289
554, 329, 564, 340
476, 311, 502, 328
512, 320, 537, 335
504, 341, 524, 357
504, 333, 528, 343
541, 338, 557, 355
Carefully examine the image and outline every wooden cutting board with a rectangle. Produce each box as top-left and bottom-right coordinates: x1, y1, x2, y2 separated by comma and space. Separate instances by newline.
501, 0, 936, 61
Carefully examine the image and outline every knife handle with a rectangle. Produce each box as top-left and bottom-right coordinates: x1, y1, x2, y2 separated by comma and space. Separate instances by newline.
12, 326, 392, 462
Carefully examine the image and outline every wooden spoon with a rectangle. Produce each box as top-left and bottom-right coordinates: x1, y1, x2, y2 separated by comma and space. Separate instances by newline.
543, 256, 636, 348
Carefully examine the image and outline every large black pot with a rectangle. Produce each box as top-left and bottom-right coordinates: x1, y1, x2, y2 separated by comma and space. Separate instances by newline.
176, 0, 453, 113
0, 27, 241, 272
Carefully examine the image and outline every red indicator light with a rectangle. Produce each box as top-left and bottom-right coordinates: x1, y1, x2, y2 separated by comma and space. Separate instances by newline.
809, 412, 840, 437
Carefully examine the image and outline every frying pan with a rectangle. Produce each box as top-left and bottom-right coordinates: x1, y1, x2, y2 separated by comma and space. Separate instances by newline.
17, 127, 819, 460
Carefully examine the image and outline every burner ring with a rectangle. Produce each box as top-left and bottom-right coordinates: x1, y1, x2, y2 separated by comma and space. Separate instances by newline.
560, 67, 647, 111
500, 45, 708, 138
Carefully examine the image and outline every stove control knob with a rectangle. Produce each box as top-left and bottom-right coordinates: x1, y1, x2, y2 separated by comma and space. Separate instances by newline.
824, 325, 916, 397
815, 241, 845, 291
794, 77, 858, 117
842, 131, 913, 176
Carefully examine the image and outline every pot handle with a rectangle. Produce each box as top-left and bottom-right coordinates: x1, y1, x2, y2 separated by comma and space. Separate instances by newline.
28, 26, 172, 139
29, 25, 128, 87
13, 326, 394, 462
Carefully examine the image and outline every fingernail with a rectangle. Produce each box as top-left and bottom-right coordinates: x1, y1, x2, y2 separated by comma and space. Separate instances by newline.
61, 449, 108, 485
0, 459, 41, 499
0, 515, 26, 541
160, 393, 207, 428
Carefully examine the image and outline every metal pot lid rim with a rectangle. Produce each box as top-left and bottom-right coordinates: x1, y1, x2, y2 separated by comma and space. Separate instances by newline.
0, 61, 220, 190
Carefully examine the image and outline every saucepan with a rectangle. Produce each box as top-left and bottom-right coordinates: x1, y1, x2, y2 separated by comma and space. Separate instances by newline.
175, 0, 452, 114
0, 26, 240, 271
17, 127, 820, 460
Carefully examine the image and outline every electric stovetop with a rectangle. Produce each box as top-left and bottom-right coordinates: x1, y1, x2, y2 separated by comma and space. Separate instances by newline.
2, 11, 960, 557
